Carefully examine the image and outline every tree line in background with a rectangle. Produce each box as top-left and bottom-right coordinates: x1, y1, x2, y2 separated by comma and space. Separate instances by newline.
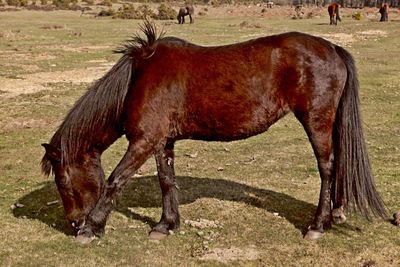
0, 0, 398, 16
289, 0, 398, 8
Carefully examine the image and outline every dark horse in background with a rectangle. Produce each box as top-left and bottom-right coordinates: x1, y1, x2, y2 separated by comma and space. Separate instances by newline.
177, 5, 194, 24
328, 3, 341, 25
379, 3, 389, 22
41, 21, 387, 244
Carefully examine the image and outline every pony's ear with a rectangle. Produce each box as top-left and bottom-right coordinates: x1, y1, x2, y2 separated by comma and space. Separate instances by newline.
42, 143, 61, 162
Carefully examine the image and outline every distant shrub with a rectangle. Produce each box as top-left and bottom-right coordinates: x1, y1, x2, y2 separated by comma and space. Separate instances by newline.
98, 8, 115, 16
82, 0, 94, 4
52, 0, 70, 8
154, 3, 177, 20
98, 0, 112, 7
40, 0, 48, 5
137, 4, 157, 18
6, 0, 20, 6
113, 3, 181, 20
113, 4, 141, 19
210, 0, 234, 6
352, 12, 364, 20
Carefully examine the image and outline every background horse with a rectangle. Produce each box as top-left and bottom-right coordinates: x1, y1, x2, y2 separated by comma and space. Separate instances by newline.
328, 3, 341, 25
379, 3, 389, 22
177, 5, 194, 24
41, 21, 387, 244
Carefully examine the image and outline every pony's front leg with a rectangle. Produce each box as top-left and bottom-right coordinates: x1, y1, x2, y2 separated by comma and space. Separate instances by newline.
149, 141, 180, 240
76, 139, 154, 243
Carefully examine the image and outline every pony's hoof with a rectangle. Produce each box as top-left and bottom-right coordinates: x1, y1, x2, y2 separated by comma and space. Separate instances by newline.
304, 229, 324, 240
75, 234, 95, 245
332, 207, 347, 224
149, 231, 168, 240
393, 211, 400, 226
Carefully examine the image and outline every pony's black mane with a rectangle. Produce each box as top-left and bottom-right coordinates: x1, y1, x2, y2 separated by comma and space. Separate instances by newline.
41, 20, 163, 175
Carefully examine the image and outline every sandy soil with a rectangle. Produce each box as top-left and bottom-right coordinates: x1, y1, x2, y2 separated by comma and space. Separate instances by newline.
0, 64, 112, 98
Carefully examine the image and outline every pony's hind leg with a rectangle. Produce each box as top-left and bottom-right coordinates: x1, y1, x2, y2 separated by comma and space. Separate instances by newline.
150, 141, 180, 240
298, 117, 335, 240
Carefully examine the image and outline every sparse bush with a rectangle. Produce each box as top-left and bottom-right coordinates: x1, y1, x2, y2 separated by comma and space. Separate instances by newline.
352, 12, 364, 20
6, 0, 20, 6
40, 0, 48, 5
52, 0, 70, 8
98, 8, 115, 16
154, 3, 177, 20
113, 4, 141, 19
98, 0, 112, 7
82, 0, 93, 4
209, 0, 234, 7
137, 4, 157, 18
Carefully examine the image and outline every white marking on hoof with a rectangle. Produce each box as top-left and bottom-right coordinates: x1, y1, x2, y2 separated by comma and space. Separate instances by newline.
149, 231, 168, 240
304, 230, 324, 240
75, 234, 95, 245
332, 207, 347, 224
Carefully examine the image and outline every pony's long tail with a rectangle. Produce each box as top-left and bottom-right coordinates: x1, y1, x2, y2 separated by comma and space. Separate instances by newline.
333, 45, 387, 220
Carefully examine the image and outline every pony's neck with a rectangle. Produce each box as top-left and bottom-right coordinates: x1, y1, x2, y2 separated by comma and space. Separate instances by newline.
92, 128, 123, 154
50, 125, 123, 165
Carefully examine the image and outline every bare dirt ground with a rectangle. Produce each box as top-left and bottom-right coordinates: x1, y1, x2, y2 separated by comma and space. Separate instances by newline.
0, 64, 112, 98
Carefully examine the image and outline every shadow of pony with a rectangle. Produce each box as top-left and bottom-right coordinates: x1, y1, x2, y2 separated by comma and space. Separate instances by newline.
13, 176, 317, 236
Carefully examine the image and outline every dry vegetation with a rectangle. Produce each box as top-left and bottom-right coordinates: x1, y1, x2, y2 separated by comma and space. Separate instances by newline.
0, 2, 399, 266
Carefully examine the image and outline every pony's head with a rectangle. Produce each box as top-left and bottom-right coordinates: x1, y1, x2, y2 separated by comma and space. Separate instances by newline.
41, 144, 105, 230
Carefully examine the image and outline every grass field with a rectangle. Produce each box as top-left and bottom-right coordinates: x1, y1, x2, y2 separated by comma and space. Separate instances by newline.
0, 6, 399, 266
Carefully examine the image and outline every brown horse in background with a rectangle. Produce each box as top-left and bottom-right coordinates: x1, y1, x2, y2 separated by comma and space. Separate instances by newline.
379, 3, 389, 22
41, 21, 387, 244
177, 5, 194, 24
328, 3, 341, 25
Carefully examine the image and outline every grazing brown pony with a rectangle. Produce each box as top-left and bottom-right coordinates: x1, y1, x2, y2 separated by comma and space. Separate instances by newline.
328, 3, 341, 25
177, 5, 194, 24
41, 21, 387, 244
379, 3, 389, 22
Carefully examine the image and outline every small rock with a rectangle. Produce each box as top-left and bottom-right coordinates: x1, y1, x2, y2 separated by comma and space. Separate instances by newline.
185, 152, 198, 158
46, 200, 59, 206
149, 231, 167, 240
